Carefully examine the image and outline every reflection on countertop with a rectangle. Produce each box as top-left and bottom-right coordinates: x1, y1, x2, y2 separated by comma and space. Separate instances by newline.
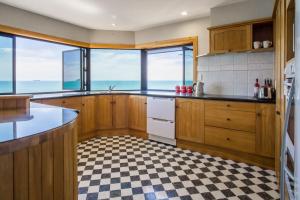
31, 90, 275, 103
0, 102, 78, 143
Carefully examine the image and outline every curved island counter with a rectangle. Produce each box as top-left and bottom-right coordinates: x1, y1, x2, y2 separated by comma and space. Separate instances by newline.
0, 102, 79, 200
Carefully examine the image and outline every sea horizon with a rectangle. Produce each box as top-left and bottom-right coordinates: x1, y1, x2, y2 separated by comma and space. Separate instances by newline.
0, 80, 193, 93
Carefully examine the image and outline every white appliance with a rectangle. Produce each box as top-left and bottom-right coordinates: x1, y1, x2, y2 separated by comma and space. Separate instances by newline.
147, 97, 176, 145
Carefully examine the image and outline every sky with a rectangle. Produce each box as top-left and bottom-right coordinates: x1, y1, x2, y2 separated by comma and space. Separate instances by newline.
1, 36, 193, 84
0, 36, 13, 81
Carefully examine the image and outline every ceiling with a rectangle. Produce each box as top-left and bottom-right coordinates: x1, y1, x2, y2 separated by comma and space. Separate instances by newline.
0, 0, 247, 31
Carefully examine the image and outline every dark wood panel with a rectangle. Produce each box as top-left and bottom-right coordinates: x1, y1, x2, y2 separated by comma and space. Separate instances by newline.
29, 145, 42, 200
14, 149, 29, 200
53, 131, 65, 200
0, 153, 13, 200
42, 140, 54, 200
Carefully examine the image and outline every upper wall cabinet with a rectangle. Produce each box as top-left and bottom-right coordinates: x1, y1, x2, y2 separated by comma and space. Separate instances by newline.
208, 18, 274, 54
210, 25, 251, 53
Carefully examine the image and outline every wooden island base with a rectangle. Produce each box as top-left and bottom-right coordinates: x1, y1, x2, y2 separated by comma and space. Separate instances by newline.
0, 121, 78, 200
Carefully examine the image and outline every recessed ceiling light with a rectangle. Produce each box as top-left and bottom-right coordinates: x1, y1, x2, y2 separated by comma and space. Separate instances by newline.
112, 23, 116, 27
181, 11, 188, 16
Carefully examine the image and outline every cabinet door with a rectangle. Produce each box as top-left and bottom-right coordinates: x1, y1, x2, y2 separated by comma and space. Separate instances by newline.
113, 95, 128, 129
175, 98, 204, 143
256, 103, 275, 158
62, 97, 83, 140
225, 25, 251, 52
81, 96, 96, 134
128, 96, 147, 131
210, 29, 227, 53
210, 25, 251, 53
95, 95, 113, 130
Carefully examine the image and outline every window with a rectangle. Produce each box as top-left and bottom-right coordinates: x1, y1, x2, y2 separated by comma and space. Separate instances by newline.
15, 37, 84, 93
147, 45, 193, 90
0, 35, 14, 94
90, 49, 141, 90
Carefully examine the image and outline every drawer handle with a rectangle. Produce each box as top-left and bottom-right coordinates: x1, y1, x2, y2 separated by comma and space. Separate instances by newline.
226, 104, 231, 107
152, 118, 169, 122
226, 118, 231, 121
226, 138, 230, 141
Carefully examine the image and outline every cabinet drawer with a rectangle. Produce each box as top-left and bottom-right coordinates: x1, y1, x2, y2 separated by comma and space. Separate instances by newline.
205, 109, 256, 132
147, 118, 175, 139
205, 100, 256, 112
205, 126, 255, 153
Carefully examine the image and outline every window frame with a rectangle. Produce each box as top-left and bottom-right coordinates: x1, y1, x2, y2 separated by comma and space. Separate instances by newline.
144, 44, 194, 91
13, 35, 88, 94
89, 48, 142, 91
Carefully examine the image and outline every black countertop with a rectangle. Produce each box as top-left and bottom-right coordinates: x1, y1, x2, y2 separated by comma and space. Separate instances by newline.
31, 91, 275, 104
0, 103, 78, 143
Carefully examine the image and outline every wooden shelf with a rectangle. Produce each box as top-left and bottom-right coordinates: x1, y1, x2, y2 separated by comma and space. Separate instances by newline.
250, 47, 274, 53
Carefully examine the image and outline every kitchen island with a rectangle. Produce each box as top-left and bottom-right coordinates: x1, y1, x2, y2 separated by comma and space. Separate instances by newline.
0, 102, 78, 200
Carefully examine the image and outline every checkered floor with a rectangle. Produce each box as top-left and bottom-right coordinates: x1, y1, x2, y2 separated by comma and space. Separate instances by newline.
77, 135, 279, 200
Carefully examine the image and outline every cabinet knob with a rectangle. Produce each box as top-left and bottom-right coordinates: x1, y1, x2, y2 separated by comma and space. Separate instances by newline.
276, 111, 280, 115
226, 104, 231, 107
226, 138, 230, 141
257, 113, 261, 117
226, 118, 231, 121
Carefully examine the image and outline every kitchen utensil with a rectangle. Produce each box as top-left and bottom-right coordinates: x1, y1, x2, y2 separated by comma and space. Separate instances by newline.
193, 81, 204, 96
253, 41, 262, 49
263, 40, 272, 48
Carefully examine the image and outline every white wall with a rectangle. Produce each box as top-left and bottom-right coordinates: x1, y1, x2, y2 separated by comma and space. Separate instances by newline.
0, 3, 90, 43
0, 3, 136, 44
135, 17, 210, 55
89, 29, 135, 44
198, 52, 274, 96
211, 0, 276, 26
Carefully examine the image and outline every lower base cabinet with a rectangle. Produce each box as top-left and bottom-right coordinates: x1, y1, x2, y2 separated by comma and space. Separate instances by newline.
34, 95, 276, 168
175, 98, 205, 144
128, 95, 147, 131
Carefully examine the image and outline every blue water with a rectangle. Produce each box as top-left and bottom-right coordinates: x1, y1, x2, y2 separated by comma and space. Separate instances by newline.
0, 80, 194, 93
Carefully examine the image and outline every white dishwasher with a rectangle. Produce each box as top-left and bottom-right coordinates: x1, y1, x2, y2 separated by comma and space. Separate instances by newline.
147, 97, 176, 145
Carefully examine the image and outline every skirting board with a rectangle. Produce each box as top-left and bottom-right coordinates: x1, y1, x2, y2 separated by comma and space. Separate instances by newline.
148, 134, 176, 146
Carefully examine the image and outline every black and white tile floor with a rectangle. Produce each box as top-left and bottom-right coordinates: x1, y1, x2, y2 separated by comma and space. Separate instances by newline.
77, 135, 279, 200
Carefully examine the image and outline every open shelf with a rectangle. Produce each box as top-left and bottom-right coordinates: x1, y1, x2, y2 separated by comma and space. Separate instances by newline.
250, 47, 274, 53
252, 21, 274, 49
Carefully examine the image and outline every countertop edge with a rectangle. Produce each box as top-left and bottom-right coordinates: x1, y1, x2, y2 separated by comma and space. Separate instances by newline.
31, 91, 276, 104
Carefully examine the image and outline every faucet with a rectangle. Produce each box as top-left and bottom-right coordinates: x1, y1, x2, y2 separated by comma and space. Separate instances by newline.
108, 85, 116, 92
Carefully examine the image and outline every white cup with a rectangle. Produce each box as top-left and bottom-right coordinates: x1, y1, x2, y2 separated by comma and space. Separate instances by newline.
263, 40, 272, 48
253, 41, 262, 49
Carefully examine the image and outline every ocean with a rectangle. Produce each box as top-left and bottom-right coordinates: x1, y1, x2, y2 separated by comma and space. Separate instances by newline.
0, 80, 194, 93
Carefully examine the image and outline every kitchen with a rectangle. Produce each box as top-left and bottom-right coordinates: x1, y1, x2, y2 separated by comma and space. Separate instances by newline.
0, 0, 297, 199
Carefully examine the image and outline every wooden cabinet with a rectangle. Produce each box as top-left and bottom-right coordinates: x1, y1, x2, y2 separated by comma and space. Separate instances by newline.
95, 95, 128, 130
205, 126, 255, 154
210, 25, 251, 53
128, 95, 147, 131
256, 103, 275, 158
95, 95, 113, 130
205, 109, 256, 132
175, 98, 204, 144
81, 96, 96, 135
61, 97, 83, 140
42, 98, 63, 107
113, 95, 128, 129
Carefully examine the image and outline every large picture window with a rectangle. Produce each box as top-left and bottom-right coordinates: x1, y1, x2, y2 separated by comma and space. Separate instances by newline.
146, 45, 193, 90
90, 49, 141, 90
15, 37, 84, 93
0, 35, 14, 94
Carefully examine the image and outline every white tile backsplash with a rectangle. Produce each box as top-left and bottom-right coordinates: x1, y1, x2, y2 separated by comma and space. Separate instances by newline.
198, 52, 274, 96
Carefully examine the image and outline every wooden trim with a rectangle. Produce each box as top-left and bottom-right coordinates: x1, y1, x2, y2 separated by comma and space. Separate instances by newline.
135, 36, 198, 49
89, 43, 135, 49
0, 24, 90, 47
207, 17, 273, 30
